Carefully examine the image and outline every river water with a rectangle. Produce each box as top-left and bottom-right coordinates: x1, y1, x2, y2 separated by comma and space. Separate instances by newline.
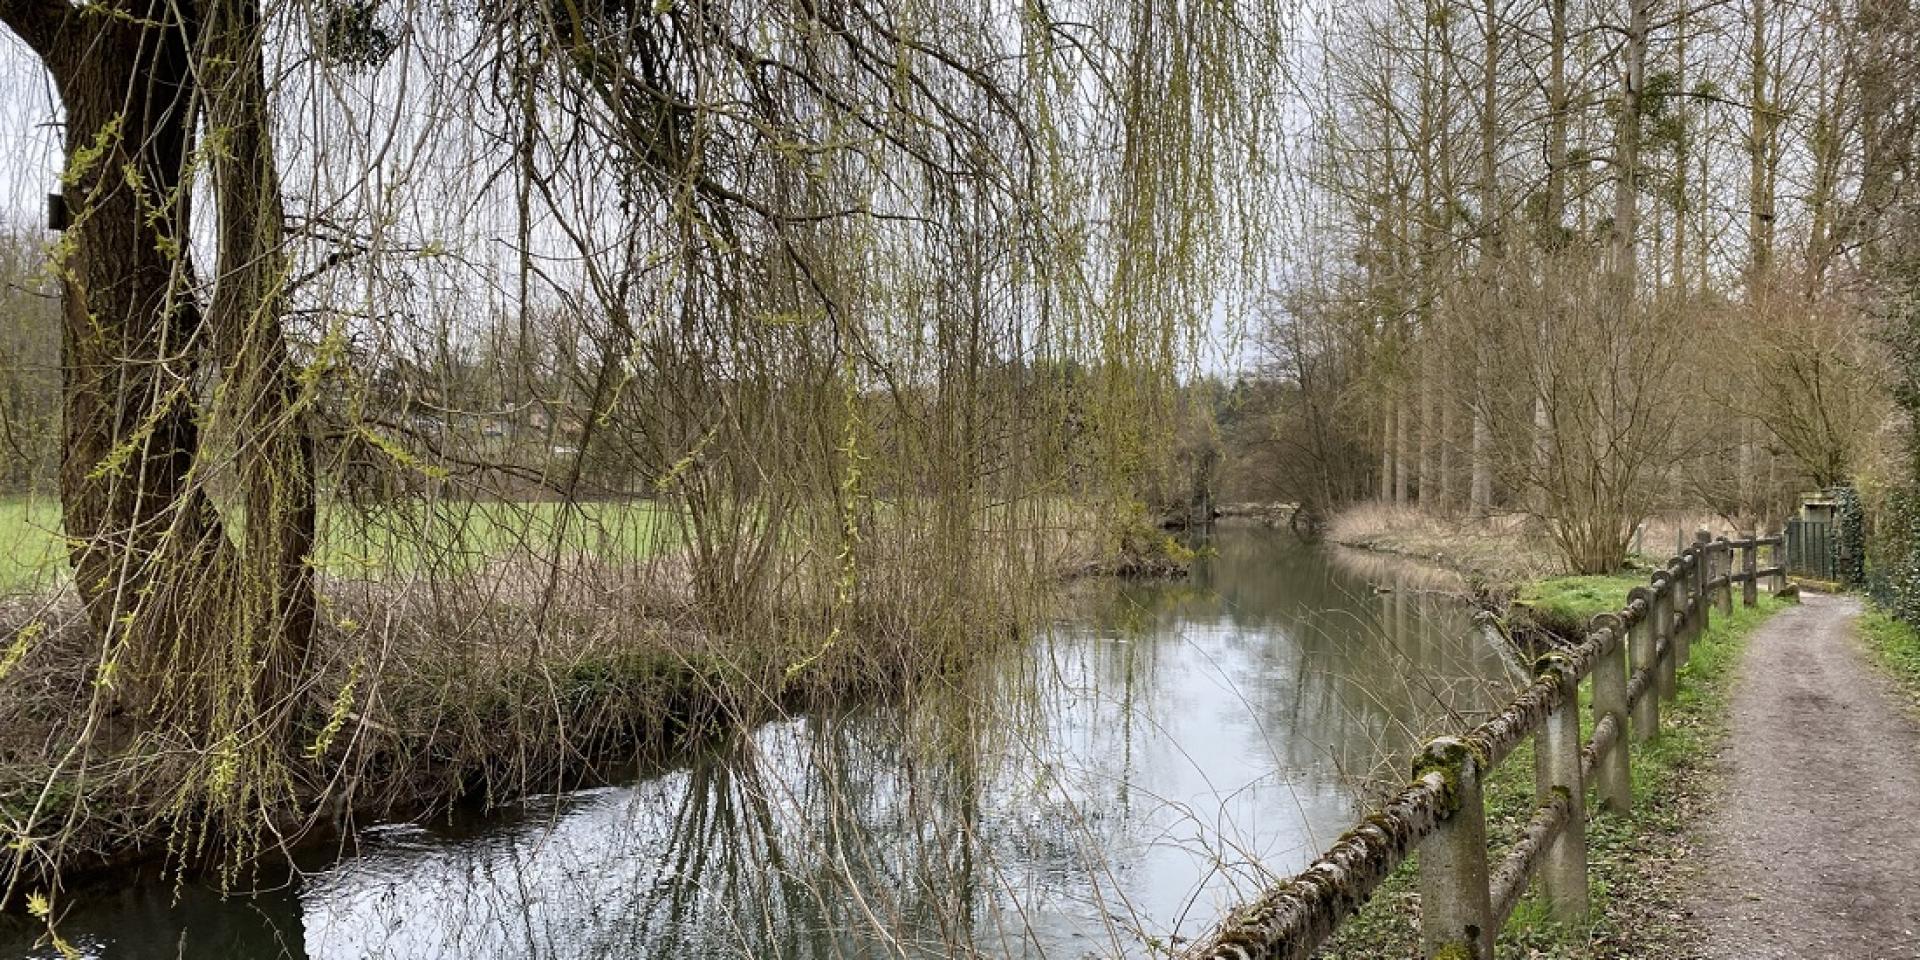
8, 529, 1524, 959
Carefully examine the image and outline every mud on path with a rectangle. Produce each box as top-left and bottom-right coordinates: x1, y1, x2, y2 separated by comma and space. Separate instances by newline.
1696, 593, 1920, 959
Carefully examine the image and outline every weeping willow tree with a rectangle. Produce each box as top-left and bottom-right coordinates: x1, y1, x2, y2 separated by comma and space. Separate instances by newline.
465, 0, 1289, 635
0, 0, 1289, 901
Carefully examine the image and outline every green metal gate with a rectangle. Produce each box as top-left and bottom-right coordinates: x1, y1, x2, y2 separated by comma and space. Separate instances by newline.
1785, 516, 1835, 581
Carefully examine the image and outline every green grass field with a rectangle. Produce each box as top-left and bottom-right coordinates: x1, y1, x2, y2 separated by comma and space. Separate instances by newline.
316, 499, 678, 575
0, 495, 680, 591
0, 496, 63, 592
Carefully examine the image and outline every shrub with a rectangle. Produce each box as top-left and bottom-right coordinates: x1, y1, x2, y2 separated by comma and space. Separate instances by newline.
1869, 488, 1920, 627
1833, 484, 1868, 587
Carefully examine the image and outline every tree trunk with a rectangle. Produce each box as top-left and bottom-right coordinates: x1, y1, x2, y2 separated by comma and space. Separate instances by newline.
1805, 39, 1841, 292
1614, 0, 1649, 304
1415, 6, 1440, 512
10, 3, 232, 717
1469, 0, 1500, 520
1747, 0, 1777, 299
1419, 341, 1436, 507
1440, 345, 1457, 509
200, 0, 318, 717
1531, 0, 1568, 520
1470, 351, 1494, 518
1672, 7, 1691, 293
1, 0, 316, 728
1380, 406, 1394, 501
1394, 397, 1411, 504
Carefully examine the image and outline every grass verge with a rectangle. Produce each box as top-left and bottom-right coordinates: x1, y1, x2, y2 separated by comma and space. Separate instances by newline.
1513, 573, 1646, 637
1322, 594, 1787, 958
1861, 608, 1920, 710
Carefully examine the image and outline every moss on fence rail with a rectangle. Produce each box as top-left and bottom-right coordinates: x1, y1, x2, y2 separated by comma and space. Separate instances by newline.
1316, 595, 1785, 959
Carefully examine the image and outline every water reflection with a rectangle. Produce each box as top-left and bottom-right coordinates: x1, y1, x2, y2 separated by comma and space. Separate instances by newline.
6, 530, 1523, 959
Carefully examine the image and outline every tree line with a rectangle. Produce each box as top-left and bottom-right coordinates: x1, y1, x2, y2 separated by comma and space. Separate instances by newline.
1223, 0, 1916, 572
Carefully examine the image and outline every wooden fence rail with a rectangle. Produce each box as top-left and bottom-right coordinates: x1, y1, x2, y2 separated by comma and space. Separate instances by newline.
1181, 531, 1789, 960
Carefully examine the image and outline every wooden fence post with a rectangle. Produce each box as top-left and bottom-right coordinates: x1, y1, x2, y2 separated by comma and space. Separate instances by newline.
1664, 558, 1685, 699
1692, 531, 1713, 654
1535, 654, 1590, 920
1742, 531, 1759, 607
1714, 535, 1734, 617
1420, 737, 1494, 960
1772, 530, 1788, 592
1632, 582, 1662, 741
1590, 616, 1632, 810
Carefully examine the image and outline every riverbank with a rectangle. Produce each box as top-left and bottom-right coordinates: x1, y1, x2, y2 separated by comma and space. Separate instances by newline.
1, 565, 978, 904
1321, 594, 1789, 957
1315, 500, 1793, 955
0, 507, 1196, 910
1327, 504, 1747, 651
1325, 504, 1563, 585
1326, 504, 1730, 586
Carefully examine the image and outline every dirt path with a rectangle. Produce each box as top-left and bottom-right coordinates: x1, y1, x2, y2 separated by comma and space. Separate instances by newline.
1696, 593, 1920, 959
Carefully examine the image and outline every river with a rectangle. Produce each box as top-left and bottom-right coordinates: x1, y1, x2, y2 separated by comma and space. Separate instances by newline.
7, 528, 1525, 959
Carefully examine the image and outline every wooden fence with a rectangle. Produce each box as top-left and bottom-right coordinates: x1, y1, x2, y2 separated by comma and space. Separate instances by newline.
1181, 530, 1788, 960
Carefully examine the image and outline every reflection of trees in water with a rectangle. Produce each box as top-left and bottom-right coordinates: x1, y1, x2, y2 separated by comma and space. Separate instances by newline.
1078, 532, 1525, 797
288, 619, 1234, 957
584, 713, 1000, 959
5, 881, 307, 959
601, 688, 1148, 958
988, 532, 1529, 943
1318, 544, 1471, 594
289, 709, 998, 959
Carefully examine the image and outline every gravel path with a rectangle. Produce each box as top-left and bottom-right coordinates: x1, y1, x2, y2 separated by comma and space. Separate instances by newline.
1696, 593, 1920, 959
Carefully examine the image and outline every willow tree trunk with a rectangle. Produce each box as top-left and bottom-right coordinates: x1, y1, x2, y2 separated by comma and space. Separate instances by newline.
3, 3, 230, 717
0, 0, 316, 727
201, 0, 318, 716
